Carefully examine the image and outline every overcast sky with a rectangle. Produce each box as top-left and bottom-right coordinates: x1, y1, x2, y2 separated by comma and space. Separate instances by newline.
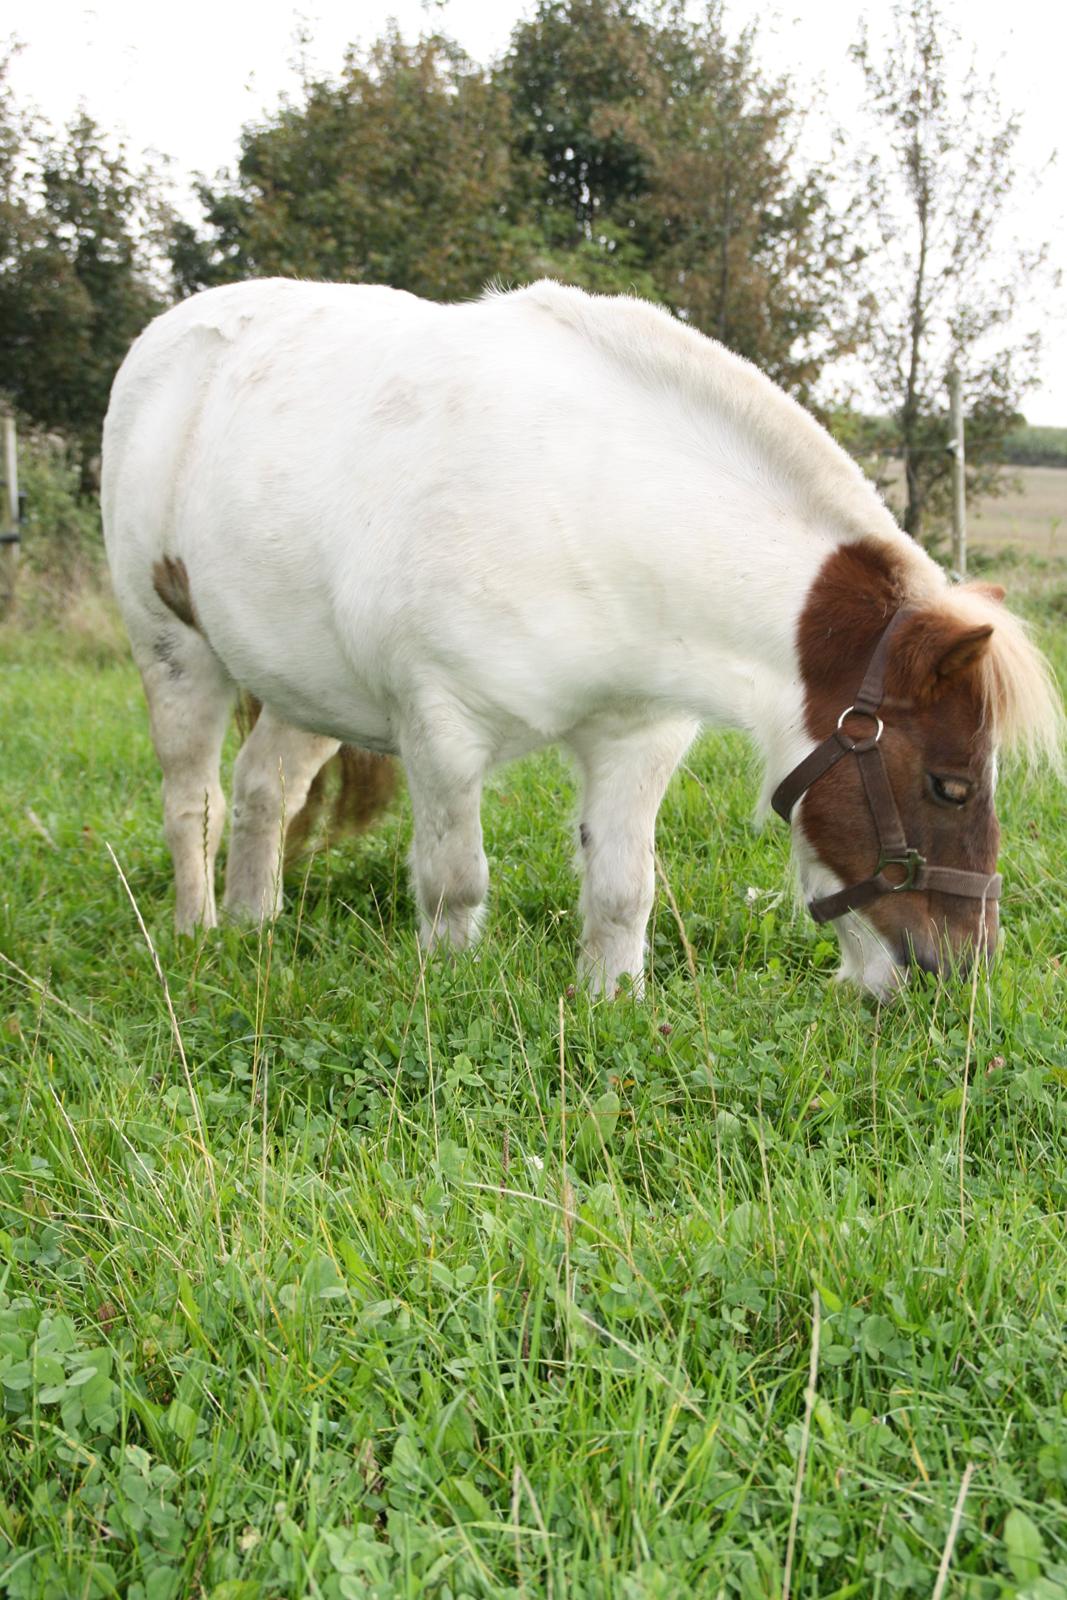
6, 0, 1067, 422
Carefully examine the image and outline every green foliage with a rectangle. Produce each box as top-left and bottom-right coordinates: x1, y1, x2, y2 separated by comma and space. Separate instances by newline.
174, 29, 526, 303
176, 2, 858, 393
0, 59, 164, 479
832, 409, 1067, 476
506, 0, 861, 394
11, 422, 103, 602
1, 556, 1066, 1595
1003, 425, 1067, 469
506, 0, 657, 232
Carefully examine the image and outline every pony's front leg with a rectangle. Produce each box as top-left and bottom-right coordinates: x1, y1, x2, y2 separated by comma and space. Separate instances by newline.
569, 716, 698, 997
404, 726, 488, 954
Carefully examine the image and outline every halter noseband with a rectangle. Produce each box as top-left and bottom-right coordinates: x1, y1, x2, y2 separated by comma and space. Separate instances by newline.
771, 609, 1001, 925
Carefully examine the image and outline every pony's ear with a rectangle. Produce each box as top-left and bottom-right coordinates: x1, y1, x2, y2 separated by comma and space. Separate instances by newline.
966, 580, 1006, 604
935, 624, 994, 681
893, 617, 995, 701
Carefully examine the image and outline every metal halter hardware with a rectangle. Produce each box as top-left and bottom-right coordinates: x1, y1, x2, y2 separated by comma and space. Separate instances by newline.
836, 705, 882, 744
771, 609, 1002, 925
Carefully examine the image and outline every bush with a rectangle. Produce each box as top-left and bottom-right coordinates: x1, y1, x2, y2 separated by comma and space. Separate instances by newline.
1002, 424, 1067, 468
8, 420, 104, 615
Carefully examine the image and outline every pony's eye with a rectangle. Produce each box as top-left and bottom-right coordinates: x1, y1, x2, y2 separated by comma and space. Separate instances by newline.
927, 773, 972, 807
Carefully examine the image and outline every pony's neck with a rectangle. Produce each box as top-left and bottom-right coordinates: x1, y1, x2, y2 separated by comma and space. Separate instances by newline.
639, 463, 840, 729
666, 524, 935, 816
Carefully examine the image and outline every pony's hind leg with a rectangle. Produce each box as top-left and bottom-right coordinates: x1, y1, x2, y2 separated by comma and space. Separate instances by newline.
568, 715, 698, 996
223, 706, 339, 922
136, 630, 235, 933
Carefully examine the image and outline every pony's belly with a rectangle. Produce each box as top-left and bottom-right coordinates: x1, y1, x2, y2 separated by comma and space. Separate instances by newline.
256, 678, 396, 751
205, 619, 398, 750
248, 671, 396, 751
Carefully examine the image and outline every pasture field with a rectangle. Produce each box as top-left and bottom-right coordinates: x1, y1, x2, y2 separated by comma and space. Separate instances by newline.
962, 469, 1066, 555
874, 466, 1067, 557
1, 558, 1066, 1600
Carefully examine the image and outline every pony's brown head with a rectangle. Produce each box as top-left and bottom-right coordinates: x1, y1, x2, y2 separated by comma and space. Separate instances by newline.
786, 540, 1062, 997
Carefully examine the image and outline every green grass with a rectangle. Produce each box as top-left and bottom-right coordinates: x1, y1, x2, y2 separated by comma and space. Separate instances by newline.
1, 564, 1066, 1600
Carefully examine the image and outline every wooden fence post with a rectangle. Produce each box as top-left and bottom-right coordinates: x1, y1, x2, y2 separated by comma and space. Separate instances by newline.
0, 414, 20, 617
949, 370, 966, 578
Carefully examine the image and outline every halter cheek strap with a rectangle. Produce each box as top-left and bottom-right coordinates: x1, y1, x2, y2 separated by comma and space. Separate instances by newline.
771, 609, 1001, 925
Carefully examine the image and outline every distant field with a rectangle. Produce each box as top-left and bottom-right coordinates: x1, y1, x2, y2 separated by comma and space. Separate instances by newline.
876, 464, 1067, 553
968, 466, 1067, 551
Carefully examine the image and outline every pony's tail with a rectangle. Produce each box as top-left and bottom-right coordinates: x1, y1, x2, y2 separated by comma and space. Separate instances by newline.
235, 693, 398, 864
233, 690, 262, 744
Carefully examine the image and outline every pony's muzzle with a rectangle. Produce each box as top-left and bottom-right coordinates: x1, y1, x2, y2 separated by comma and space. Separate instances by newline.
900, 914, 997, 980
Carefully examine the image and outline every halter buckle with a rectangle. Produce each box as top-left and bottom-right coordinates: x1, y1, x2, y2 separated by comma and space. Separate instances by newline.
875, 848, 925, 891
835, 705, 884, 751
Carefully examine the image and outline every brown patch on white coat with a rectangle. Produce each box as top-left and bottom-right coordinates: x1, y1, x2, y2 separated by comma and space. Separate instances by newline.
152, 555, 200, 632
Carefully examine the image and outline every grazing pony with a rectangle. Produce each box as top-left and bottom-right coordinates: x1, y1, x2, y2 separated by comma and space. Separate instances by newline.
101, 279, 1062, 996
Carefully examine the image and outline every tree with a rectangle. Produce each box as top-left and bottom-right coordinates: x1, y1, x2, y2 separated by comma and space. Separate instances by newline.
626, 8, 859, 394
175, 29, 526, 302
504, 0, 860, 394
505, 0, 655, 238
0, 75, 164, 480
849, 0, 1050, 542
177, 4, 857, 391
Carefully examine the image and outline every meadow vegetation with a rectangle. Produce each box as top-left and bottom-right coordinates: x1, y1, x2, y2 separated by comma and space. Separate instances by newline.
870, 466, 1067, 559
1, 552, 1065, 1599
1002, 429, 1067, 471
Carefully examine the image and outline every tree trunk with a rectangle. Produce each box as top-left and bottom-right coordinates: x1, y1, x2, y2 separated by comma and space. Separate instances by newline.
717, 143, 733, 345
901, 146, 930, 540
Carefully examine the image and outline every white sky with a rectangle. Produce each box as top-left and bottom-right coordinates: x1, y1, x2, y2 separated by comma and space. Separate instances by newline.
6, 0, 1067, 423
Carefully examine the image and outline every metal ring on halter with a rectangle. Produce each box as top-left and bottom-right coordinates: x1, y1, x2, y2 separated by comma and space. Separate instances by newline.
835, 705, 883, 750
875, 847, 925, 891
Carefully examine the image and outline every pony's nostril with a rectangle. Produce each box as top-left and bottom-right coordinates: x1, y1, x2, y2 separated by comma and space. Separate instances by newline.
909, 945, 941, 976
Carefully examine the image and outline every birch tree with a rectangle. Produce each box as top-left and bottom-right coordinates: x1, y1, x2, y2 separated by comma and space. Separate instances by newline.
850, 0, 1050, 541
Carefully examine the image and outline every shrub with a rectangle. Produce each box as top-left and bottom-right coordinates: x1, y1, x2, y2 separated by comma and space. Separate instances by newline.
8, 419, 104, 615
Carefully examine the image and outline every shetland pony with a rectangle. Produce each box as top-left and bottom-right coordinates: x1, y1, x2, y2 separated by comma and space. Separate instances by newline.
101, 279, 1062, 996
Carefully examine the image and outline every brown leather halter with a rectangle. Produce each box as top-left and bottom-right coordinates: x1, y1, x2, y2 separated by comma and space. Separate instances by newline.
771, 609, 1002, 925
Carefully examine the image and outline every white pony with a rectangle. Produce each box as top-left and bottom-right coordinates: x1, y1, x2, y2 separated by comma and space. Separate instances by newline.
101, 279, 1061, 996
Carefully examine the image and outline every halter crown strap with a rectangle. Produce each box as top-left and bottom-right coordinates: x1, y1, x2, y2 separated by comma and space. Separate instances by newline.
852, 607, 910, 714
770, 609, 909, 825
772, 608, 1001, 923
